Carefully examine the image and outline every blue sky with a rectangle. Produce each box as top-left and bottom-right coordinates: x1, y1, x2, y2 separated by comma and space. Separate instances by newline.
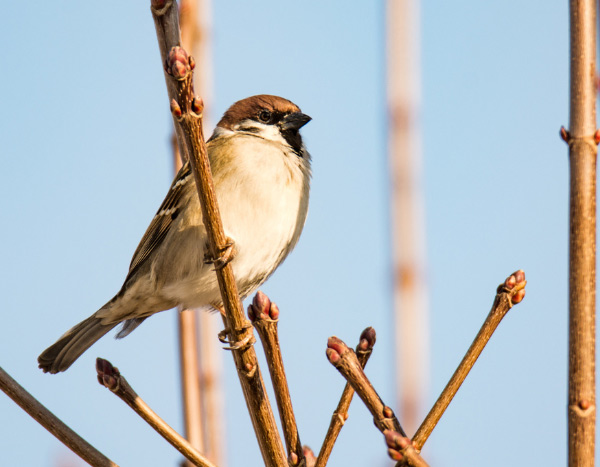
0, 1, 584, 466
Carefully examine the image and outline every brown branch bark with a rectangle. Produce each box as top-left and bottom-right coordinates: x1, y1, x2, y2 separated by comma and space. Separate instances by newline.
0, 365, 118, 467
411, 270, 526, 450
96, 359, 216, 467
150, 3, 287, 466
326, 336, 406, 436
248, 292, 303, 466
315, 327, 376, 467
566, 1, 597, 464
325, 337, 428, 467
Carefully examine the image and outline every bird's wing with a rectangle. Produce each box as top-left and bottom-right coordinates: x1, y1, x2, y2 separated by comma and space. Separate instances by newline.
123, 161, 193, 285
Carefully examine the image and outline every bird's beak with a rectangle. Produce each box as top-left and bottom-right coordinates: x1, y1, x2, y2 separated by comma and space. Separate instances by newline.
280, 112, 312, 131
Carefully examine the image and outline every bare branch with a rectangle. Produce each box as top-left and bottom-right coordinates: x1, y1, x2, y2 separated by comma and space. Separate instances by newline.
325, 337, 429, 467
315, 327, 376, 467
412, 270, 527, 450
326, 335, 406, 436
566, 1, 598, 465
248, 291, 303, 466
96, 358, 216, 467
150, 3, 286, 465
0, 365, 118, 467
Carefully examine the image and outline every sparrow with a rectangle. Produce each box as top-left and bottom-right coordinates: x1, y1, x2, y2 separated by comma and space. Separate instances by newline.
38, 94, 311, 374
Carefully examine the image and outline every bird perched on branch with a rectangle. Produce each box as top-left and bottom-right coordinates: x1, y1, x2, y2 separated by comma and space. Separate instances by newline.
38, 94, 311, 373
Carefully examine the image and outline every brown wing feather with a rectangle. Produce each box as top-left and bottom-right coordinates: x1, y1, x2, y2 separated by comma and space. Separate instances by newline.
124, 162, 192, 286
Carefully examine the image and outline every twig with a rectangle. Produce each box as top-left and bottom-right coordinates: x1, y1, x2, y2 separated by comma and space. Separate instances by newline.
326, 336, 406, 436
96, 358, 216, 467
0, 365, 118, 467
564, 1, 598, 465
150, 2, 287, 466
315, 327, 376, 467
248, 291, 303, 466
325, 338, 429, 467
411, 270, 527, 450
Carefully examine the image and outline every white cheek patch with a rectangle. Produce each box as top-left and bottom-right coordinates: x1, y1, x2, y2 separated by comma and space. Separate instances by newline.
233, 120, 289, 146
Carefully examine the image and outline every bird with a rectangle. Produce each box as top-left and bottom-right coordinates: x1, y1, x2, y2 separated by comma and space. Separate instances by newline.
38, 94, 311, 374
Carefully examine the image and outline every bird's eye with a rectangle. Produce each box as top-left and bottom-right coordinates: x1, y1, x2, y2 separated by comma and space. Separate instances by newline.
258, 110, 272, 123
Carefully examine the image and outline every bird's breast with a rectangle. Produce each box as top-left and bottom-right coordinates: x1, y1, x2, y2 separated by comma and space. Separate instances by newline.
210, 135, 310, 294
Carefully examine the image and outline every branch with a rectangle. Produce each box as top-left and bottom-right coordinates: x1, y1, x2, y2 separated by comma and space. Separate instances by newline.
315, 327, 376, 467
150, 2, 286, 466
326, 336, 406, 436
411, 270, 527, 450
248, 292, 303, 466
565, 0, 598, 464
96, 359, 216, 467
0, 365, 118, 467
325, 336, 429, 466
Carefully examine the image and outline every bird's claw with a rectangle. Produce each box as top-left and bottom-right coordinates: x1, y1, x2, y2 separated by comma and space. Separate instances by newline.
219, 319, 255, 350
204, 237, 236, 270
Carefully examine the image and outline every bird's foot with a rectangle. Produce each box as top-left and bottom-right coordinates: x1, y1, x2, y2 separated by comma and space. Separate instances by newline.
218, 319, 255, 350
204, 237, 236, 270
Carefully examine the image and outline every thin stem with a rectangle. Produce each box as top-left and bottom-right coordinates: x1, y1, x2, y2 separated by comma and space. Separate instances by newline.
412, 271, 526, 450
567, 1, 597, 465
325, 337, 429, 467
0, 365, 118, 467
249, 292, 303, 465
326, 336, 406, 436
96, 359, 216, 467
315, 327, 376, 467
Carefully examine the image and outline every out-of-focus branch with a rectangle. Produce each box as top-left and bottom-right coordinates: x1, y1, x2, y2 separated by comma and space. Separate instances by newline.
565, 1, 598, 465
96, 359, 216, 467
386, 0, 428, 435
302, 446, 317, 467
176, 0, 212, 462
177, 309, 205, 458
150, 3, 286, 466
412, 270, 526, 450
248, 291, 303, 466
0, 365, 118, 467
315, 327, 376, 467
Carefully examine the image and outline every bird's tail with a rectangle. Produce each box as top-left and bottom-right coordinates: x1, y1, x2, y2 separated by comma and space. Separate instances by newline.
38, 310, 118, 374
